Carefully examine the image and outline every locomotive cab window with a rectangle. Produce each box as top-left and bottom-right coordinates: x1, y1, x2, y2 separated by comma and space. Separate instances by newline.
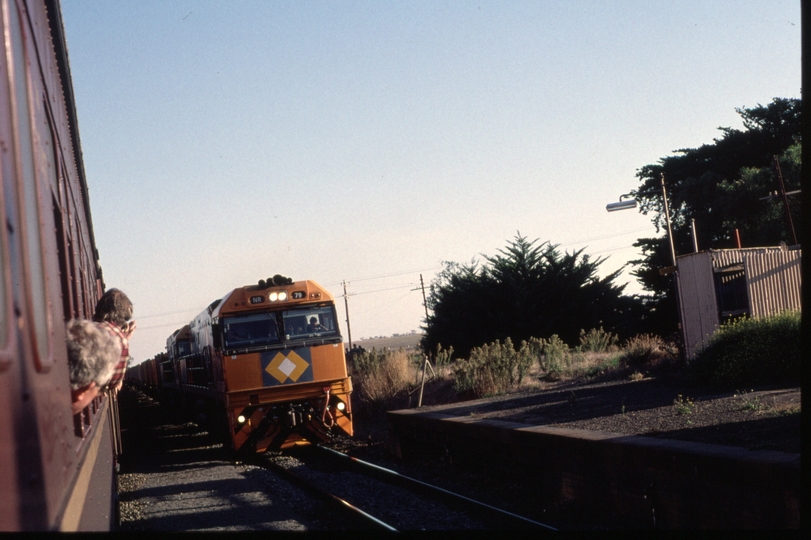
222, 312, 280, 349
175, 340, 191, 358
283, 306, 338, 339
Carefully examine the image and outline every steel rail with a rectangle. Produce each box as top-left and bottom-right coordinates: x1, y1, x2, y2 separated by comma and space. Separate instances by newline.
260, 458, 398, 531
313, 445, 558, 531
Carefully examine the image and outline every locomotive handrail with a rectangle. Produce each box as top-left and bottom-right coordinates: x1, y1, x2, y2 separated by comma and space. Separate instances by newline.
222, 336, 343, 356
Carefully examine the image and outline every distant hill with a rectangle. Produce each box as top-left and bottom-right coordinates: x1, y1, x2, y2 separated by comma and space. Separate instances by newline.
346, 333, 424, 351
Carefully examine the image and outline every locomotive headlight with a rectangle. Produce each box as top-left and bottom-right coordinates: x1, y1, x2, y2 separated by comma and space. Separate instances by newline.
278, 291, 288, 301
269, 292, 278, 301
237, 415, 246, 424
336, 401, 346, 411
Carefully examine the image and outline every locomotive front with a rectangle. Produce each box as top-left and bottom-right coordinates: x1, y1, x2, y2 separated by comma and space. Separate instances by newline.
194, 277, 353, 453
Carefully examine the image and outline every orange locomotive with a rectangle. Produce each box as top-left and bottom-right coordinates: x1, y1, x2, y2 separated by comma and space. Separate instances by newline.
179, 275, 353, 453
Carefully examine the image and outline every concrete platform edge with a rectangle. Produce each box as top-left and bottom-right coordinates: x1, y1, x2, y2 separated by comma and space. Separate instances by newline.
386, 410, 800, 529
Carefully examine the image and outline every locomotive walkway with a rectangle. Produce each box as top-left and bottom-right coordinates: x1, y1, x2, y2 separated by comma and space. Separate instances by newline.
115, 386, 320, 531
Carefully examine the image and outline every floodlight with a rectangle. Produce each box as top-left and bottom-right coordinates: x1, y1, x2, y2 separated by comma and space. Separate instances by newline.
606, 194, 637, 212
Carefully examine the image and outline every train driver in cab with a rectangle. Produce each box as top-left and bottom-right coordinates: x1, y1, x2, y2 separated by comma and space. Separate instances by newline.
307, 316, 328, 333
66, 320, 122, 414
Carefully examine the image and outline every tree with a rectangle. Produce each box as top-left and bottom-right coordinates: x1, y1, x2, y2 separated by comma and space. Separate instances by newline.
628, 97, 801, 336
421, 234, 643, 359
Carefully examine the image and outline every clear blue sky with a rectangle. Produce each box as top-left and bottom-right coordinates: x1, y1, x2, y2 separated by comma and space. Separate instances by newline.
59, 0, 801, 364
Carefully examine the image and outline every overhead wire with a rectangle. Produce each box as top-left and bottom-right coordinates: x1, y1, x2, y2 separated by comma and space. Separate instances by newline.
133, 227, 652, 322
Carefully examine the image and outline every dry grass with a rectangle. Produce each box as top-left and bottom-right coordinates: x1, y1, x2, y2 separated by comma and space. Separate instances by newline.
350, 349, 416, 407
349, 334, 679, 407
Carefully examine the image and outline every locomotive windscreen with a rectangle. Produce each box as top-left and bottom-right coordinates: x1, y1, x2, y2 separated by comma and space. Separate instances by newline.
282, 306, 338, 339
222, 313, 280, 348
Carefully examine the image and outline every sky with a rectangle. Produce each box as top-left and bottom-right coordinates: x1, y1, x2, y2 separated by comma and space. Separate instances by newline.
58, 0, 801, 365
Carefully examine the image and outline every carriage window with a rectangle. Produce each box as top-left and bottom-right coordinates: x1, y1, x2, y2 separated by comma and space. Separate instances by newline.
7, 0, 52, 370
7, 2, 53, 371
0, 191, 7, 359
0, 152, 7, 354
0, 204, 7, 356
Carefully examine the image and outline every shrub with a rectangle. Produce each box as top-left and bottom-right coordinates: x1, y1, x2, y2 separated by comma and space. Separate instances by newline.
539, 334, 570, 377
618, 334, 668, 366
433, 344, 454, 367
349, 348, 414, 407
688, 311, 801, 388
452, 338, 533, 398
577, 327, 619, 353
349, 348, 388, 377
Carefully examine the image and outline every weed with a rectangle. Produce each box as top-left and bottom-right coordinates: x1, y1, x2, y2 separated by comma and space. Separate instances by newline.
433, 344, 454, 367
538, 335, 570, 374
628, 371, 644, 382
734, 389, 767, 413
619, 334, 669, 366
577, 327, 619, 353
453, 338, 531, 397
350, 348, 413, 407
673, 394, 695, 415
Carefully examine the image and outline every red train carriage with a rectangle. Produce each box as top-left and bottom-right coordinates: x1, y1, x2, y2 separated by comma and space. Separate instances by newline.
180, 277, 353, 453
128, 355, 158, 390
1, 0, 118, 531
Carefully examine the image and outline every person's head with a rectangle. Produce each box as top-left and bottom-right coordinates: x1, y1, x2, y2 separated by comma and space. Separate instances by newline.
310, 317, 317, 324
66, 319, 121, 413
93, 288, 133, 328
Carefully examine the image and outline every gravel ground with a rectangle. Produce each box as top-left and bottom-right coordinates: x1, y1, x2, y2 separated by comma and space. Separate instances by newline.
115, 362, 801, 531
261, 449, 496, 530
365, 362, 802, 453
116, 388, 329, 531
325, 364, 801, 529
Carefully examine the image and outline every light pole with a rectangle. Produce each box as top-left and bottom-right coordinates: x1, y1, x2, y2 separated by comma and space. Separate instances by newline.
606, 173, 677, 268
607, 173, 684, 359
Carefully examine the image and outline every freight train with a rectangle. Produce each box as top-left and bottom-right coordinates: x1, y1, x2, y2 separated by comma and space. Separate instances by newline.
1, 0, 120, 531
128, 276, 354, 454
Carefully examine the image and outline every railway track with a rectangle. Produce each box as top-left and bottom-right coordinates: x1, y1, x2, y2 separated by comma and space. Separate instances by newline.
256, 445, 557, 531
120, 386, 557, 530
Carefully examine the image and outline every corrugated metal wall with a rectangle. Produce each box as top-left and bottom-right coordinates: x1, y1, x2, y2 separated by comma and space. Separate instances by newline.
676, 246, 802, 359
743, 250, 802, 317
676, 252, 718, 362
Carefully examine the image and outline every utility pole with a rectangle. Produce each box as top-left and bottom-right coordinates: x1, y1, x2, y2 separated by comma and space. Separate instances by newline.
410, 273, 435, 408
773, 155, 798, 246
659, 173, 685, 361
419, 274, 429, 322
661, 173, 677, 268
342, 280, 353, 350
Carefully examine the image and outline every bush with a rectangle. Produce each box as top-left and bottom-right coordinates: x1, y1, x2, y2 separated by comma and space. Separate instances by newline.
577, 327, 619, 353
618, 334, 670, 366
452, 338, 533, 398
687, 311, 801, 388
349, 348, 414, 407
539, 334, 570, 377
433, 344, 454, 367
